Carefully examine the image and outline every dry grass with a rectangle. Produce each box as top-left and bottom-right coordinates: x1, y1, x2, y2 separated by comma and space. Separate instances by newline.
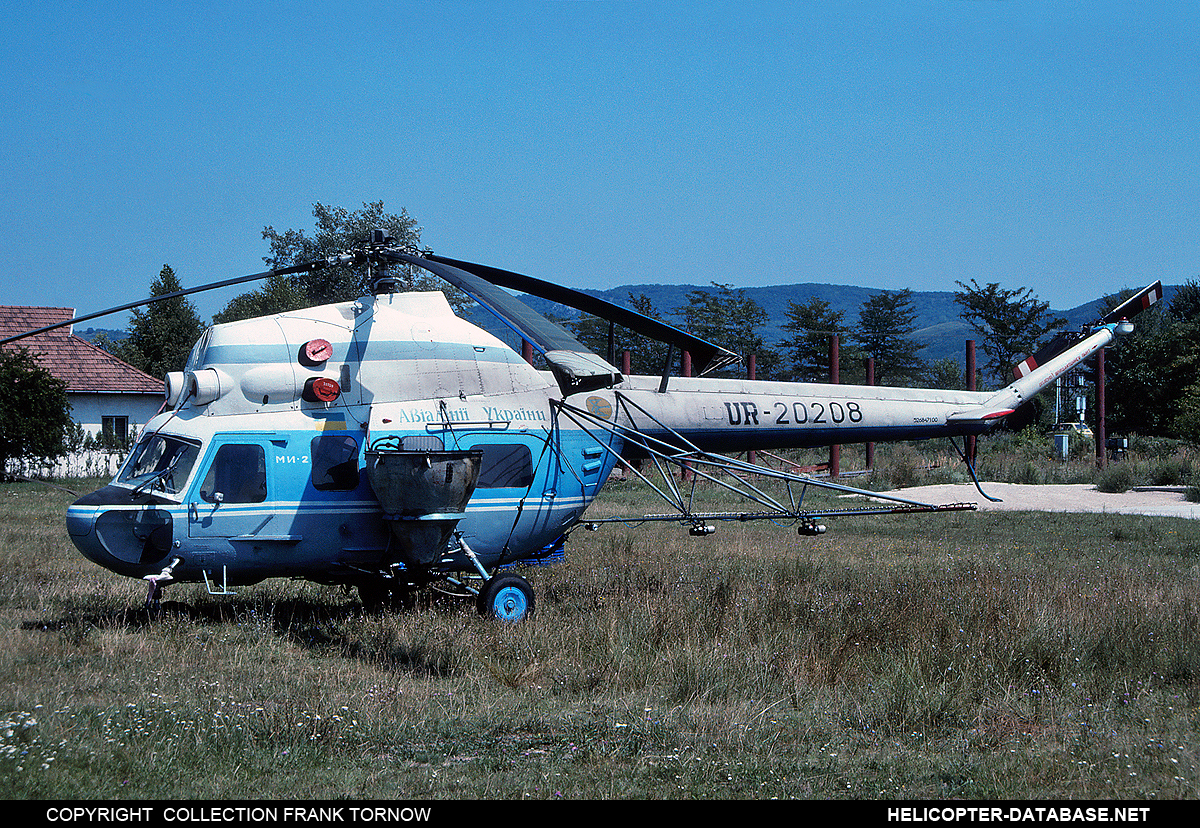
1, 469, 1198, 800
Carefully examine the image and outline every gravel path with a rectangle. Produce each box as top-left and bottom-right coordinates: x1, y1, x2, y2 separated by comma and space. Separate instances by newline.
871, 482, 1199, 519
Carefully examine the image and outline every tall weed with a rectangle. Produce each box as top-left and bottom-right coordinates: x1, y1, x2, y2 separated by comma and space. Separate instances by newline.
1, 477, 1198, 799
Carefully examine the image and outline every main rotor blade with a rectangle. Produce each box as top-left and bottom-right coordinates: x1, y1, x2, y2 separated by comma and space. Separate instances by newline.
382, 250, 622, 395
423, 254, 738, 374
0, 260, 325, 346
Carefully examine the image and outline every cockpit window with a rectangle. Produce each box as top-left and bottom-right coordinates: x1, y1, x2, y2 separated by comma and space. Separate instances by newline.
199, 444, 267, 504
117, 435, 201, 497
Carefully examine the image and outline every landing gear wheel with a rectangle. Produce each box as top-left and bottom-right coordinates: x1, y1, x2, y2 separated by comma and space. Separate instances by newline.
477, 574, 534, 622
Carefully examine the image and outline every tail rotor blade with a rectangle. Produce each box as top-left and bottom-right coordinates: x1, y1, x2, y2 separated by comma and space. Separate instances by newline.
1099, 280, 1163, 324
1013, 331, 1080, 379
1011, 279, 1163, 380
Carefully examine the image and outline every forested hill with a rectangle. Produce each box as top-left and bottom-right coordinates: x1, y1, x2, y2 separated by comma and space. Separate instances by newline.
74, 282, 1176, 370
518, 282, 1176, 366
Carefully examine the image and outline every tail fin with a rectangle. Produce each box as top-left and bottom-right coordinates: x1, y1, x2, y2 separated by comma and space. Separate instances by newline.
1012, 281, 1162, 379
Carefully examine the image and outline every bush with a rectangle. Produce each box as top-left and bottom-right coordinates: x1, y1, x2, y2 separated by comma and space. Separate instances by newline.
1128, 435, 1183, 460
1149, 458, 1194, 486
1096, 464, 1134, 493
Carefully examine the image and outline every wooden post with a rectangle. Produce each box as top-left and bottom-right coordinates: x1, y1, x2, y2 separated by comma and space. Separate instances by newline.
829, 334, 839, 479
966, 340, 977, 465
522, 340, 534, 365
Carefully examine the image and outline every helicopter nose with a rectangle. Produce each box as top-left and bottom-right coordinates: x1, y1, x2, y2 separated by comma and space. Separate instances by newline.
66, 500, 111, 570
66, 501, 97, 539
66, 488, 176, 578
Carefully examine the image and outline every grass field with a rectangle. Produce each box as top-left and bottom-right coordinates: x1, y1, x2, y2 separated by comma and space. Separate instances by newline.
1, 453, 1198, 800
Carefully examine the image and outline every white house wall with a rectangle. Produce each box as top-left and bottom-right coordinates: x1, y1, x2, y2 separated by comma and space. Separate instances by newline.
68, 392, 164, 438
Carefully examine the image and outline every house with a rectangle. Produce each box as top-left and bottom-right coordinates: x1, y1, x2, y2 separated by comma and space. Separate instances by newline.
0, 306, 165, 452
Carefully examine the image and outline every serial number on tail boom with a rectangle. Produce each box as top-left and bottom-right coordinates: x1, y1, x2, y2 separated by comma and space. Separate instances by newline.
723, 400, 864, 427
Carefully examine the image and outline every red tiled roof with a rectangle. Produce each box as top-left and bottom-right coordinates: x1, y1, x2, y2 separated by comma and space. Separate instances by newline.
0, 306, 164, 394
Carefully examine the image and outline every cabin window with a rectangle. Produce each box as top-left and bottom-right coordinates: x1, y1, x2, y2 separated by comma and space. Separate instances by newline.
474, 443, 534, 489
200, 444, 267, 504
310, 435, 360, 491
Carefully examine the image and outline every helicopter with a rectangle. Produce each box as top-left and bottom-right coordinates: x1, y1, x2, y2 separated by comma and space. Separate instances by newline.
1, 233, 1162, 620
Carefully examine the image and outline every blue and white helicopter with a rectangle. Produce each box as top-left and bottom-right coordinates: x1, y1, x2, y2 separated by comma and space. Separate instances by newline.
3, 234, 1162, 619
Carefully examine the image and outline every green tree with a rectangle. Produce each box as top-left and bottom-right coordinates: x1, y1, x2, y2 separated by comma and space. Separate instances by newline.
954, 279, 1066, 389
674, 283, 777, 378
0, 347, 73, 474
567, 293, 672, 376
1168, 280, 1200, 441
211, 276, 309, 325
1101, 279, 1200, 438
216, 201, 432, 322
113, 265, 204, 379
778, 297, 846, 382
924, 356, 967, 390
851, 289, 926, 386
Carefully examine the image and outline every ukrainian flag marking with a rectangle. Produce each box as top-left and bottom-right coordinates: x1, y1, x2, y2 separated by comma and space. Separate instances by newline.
311, 411, 347, 431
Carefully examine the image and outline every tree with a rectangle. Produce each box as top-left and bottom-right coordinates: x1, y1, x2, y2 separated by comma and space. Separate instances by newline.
0, 347, 73, 475
625, 293, 671, 375
1168, 279, 1200, 323
924, 356, 966, 390
851, 289, 926, 386
1168, 281, 1200, 442
673, 283, 778, 378
778, 297, 846, 382
567, 293, 672, 376
953, 279, 1066, 389
1100, 279, 1200, 438
113, 265, 204, 380
216, 201, 434, 322
211, 275, 309, 325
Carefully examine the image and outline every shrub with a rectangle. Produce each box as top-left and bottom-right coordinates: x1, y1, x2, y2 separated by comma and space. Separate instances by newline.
1149, 458, 1194, 486
1096, 464, 1134, 493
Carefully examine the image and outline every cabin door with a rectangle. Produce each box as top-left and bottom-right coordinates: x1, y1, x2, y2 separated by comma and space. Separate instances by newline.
187, 440, 275, 539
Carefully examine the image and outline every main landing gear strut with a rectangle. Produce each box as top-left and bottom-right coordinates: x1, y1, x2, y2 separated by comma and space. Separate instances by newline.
355, 534, 536, 622
460, 534, 534, 622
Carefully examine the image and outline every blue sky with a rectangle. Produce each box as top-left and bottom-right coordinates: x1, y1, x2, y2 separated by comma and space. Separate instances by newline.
1, 1, 1196, 329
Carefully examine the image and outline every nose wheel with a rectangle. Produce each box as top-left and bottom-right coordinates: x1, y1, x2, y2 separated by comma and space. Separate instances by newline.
477, 574, 535, 622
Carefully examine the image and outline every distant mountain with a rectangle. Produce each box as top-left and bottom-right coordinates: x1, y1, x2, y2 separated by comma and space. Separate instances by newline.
513, 282, 1180, 368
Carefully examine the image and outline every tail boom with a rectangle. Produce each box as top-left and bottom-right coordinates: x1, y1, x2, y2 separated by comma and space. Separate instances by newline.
950, 322, 1120, 425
